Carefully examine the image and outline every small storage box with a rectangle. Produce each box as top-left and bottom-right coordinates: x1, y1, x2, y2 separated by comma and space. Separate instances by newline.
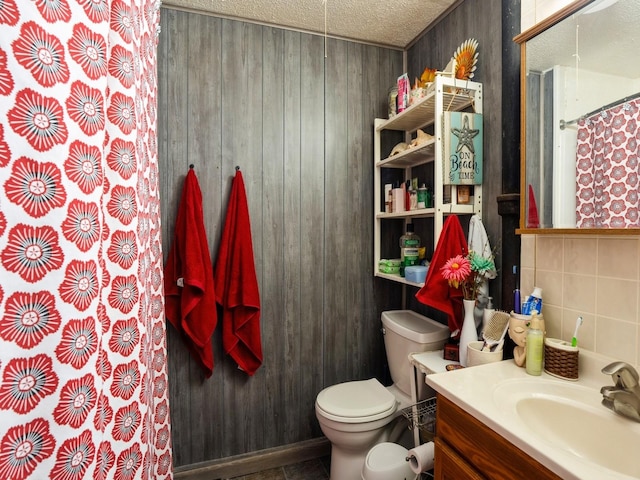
405, 265, 428, 283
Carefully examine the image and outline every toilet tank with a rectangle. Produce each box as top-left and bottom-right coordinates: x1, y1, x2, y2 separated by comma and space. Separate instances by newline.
381, 310, 449, 398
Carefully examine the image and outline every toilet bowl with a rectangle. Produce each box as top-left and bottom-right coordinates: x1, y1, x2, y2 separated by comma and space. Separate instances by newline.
315, 310, 448, 480
316, 379, 401, 480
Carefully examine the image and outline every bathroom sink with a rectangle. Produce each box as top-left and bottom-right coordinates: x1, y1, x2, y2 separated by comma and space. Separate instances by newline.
493, 378, 640, 479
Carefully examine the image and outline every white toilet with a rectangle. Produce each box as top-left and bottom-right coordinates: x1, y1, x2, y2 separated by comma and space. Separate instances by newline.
315, 310, 449, 480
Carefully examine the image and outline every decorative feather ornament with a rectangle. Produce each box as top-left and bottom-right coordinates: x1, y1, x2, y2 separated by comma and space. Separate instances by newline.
420, 67, 436, 86
453, 38, 479, 80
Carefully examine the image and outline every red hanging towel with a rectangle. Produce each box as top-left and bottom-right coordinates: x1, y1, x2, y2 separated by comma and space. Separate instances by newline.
415, 215, 468, 336
215, 170, 263, 376
164, 168, 217, 377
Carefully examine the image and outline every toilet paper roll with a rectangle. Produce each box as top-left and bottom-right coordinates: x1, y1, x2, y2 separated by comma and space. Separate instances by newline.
406, 442, 435, 474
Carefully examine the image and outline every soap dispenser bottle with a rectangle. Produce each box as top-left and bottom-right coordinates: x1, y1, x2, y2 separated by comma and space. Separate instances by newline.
525, 313, 544, 376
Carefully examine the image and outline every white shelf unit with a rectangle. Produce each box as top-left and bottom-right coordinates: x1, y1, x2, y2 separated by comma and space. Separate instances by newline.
373, 76, 483, 286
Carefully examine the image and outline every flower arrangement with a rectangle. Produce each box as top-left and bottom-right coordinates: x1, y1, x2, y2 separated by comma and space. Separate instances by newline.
441, 250, 496, 301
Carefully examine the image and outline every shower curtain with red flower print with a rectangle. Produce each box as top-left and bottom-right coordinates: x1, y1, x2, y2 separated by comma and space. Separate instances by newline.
0, 1, 172, 479
576, 98, 640, 228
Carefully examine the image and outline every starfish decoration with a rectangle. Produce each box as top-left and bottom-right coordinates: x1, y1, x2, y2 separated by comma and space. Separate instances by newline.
451, 115, 479, 154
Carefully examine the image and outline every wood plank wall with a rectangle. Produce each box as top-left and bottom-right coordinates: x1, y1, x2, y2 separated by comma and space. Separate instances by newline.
158, 8, 403, 467
406, 0, 506, 313
158, 0, 514, 470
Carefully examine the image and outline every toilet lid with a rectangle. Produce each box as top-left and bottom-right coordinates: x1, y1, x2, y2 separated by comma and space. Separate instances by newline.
316, 379, 396, 421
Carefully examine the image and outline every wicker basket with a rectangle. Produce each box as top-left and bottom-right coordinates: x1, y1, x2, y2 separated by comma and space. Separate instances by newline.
544, 338, 579, 380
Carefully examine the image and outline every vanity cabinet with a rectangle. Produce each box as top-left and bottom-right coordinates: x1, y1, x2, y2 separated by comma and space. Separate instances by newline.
434, 394, 562, 480
373, 75, 483, 286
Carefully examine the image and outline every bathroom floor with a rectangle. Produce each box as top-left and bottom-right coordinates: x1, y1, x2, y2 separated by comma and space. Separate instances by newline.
223, 457, 434, 479
224, 457, 330, 480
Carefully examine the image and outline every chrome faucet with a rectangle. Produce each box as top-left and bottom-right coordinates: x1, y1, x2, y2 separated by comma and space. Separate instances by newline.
600, 361, 640, 422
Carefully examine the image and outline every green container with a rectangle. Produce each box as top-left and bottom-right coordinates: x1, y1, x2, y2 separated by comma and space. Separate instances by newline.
379, 259, 401, 274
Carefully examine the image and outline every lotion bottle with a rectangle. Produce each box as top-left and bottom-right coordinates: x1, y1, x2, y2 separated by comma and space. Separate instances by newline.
525, 313, 544, 376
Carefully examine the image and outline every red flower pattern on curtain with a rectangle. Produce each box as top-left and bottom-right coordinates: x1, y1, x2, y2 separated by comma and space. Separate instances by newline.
0, 1, 172, 479
576, 98, 640, 228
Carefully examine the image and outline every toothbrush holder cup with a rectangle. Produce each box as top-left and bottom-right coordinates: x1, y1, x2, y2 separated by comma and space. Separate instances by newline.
544, 338, 579, 380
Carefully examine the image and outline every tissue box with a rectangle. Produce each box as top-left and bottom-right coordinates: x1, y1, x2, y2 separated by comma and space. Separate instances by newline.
404, 265, 428, 283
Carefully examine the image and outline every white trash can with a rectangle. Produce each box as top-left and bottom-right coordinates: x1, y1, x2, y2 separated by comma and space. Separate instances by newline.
361, 442, 418, 480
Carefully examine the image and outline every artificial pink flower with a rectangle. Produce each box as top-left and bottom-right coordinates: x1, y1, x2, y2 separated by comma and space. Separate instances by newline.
440, 254, 471, 289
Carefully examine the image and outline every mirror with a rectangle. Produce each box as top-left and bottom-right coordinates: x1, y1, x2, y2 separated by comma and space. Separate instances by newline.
516, 0, 640, 232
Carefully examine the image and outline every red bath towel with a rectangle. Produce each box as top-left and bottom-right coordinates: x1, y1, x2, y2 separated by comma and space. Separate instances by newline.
164, 168, 217, 377
415, 215, 468, 335
215, 170, 262, 376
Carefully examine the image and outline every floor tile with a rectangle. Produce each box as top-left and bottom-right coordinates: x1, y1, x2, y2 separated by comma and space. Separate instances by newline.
238, 467, 286, 480
283, 458, 329, 480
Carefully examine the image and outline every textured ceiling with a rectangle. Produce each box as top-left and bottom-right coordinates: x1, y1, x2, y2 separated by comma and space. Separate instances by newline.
162, 0, 460, 48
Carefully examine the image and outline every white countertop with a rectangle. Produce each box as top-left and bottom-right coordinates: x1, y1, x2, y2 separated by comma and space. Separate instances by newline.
410, 349, 458, 375
423, 350, 640, 480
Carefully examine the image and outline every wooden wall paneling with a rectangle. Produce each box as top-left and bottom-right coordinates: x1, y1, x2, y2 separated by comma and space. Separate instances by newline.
184, 12, 224, 463
159, 9, 194, 468
406, 0, 504, 308
244, 22, 267, 455
346, 41, 366, 380
324, 37, 350, 388
282, 29, 304, 443
261, 25, 286, 450
472, 0, 503, 292
368, 46, 404, 376
366, 45, 405, 334
298, 32, 326, 440
159, 7, 411, 468
220, 19, 266, 457
361, 44, 384, 378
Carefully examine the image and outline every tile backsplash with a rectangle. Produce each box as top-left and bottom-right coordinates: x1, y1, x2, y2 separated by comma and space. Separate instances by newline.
521, 235, 640, 366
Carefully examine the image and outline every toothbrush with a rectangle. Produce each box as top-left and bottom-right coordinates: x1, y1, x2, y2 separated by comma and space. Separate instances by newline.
571, 316, 583, 347
513, 265, 521, 314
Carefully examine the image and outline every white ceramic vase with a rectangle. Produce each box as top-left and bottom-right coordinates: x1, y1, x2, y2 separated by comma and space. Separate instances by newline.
459, 299, 478, 367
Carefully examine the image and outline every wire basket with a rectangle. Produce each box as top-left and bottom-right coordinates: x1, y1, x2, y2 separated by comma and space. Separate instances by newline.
401, 397, 437, 443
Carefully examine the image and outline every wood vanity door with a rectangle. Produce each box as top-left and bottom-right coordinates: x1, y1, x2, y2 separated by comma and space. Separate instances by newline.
434, 438, 485, 480
434, 394, 562, 480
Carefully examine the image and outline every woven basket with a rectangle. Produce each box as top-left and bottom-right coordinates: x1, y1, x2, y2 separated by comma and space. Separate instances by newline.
544, 338, 579, 380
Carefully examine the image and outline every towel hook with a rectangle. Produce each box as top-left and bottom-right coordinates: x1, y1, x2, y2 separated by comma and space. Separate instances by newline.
189, 164, 194, 169
235, 165, 240, 171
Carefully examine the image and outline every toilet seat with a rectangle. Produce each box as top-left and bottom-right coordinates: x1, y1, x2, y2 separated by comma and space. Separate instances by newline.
316, 379, 397, 423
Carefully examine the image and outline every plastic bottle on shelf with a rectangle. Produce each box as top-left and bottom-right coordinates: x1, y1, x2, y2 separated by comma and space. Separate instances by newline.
399, 223, 421, 277
425, 186, 433, 208
417, 184, 428, 209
